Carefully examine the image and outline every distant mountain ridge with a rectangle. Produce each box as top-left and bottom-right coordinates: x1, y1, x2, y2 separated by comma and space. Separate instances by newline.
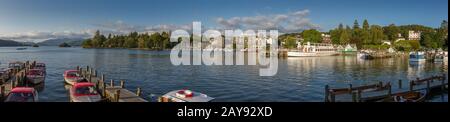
38, 38, 84, 46
0, 39, 24, 47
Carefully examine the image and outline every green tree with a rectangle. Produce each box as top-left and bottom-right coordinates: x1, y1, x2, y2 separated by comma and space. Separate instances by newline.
353, 20, 360, 29
363, 19, 370, 30
284, 36, 297, 49
301, 29, 322, 43
384, 24, 400, 42
340, 29, 350, 44
369, 25, 384, 45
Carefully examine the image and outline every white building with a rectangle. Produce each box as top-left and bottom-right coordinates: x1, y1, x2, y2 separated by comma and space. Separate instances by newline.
408, 31, 421, 40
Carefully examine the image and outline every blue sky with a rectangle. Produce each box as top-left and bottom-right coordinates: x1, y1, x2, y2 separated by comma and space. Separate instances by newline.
0, 0, 447, 42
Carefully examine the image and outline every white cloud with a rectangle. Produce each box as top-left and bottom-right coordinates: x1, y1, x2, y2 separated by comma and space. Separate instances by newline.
215, 9, 320, 33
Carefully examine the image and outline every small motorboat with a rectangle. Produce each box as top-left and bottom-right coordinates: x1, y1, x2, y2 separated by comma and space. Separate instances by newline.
69, 82, 101, 102
26, 69, 45, 84
393, 89, 427, 102
409, 51, 426, 62
16, 48, 27, 50
64, 70, 82, 85
357, 52, 373, 60
4, 87, 38, 102
158, 89, 214, 102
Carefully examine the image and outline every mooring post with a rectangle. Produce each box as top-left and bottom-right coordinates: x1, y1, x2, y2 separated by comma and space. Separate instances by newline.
120, 80, 125, 88
379, 81, 383, 87
110, 79, 114, 87
86, 66, 90, 74
357, 90, 362, 102
330, 93, 335, 102
115, 90, 121, 102
1, 85, 5, 98
409, 80, 414, 92
442, 74, 446, 91
76, 66, 80, 72
324, 85, 329, 102
352, 92, 357, 102
79, 68, 83, 76
94, 70, 97, 77
398, 79, 402, 89
348, 84, 353, 93
89, 75, 92, 83
102, 82, 107, 97
426, 80, 430, 93
136, 87, 141, 96
101, 74, 105, 82
388, 83, 392, 96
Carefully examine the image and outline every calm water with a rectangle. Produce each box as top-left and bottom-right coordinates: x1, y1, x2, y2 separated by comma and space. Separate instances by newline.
0, 46, 447, 102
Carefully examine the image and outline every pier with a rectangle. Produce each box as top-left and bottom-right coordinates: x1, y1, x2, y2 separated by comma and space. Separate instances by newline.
0, 61, 38, 101
75, 66, 147, 102
325, 74, 448, 102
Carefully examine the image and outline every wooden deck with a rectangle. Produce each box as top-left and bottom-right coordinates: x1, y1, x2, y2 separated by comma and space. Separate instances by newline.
325, 74, 448, 102
0, 61, 37, 101
76, 66, 147, 102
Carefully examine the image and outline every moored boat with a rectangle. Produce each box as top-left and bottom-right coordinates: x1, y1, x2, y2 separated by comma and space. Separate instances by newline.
69, 82, 101, 102
4, 87, 38, 102
409, 51, 426, 62
26, 69, 45, 84
287, 42, 339, 57
392, 89, 427, 102
64, 70, 82, 85
8, 62, 25, 70
158, 89, 214, 102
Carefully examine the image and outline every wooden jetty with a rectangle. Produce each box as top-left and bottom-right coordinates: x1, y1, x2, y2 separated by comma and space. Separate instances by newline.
0, 61, 39, 101
75, 66, 147, 102
325, 74, 448, 102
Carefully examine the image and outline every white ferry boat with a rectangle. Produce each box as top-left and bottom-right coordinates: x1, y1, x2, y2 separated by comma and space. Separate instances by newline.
287, 42, 339, 57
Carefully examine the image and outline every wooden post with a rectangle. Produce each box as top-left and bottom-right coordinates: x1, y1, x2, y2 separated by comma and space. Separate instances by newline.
426, 80, 430, 93
86, 66, 90, 74
330, 93, 335, 102
398, 79, 402, 89
76, 66, 80, 72
324, 85, 329, 102
379, 81, 383, 87
1, 85, 5, 98
89, 75, 92, 83
79, 68, 83, 76
357, 90, 362, 102
94, 70, 97, 77
352, 92, 357, 102
409, 80, 414, 92
348, 84, 353, 93
115, 90, 121, 102
120, 80, 125, 88
388, 83, 392, 97
110, 79, 114, 87
136, 87, 141, 96
101, 74, 105, 82
442, 74, 446, 91
102, 82, 107, 97
11, 78, 15, 89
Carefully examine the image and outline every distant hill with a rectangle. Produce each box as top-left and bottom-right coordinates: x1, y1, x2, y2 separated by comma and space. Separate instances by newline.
0, 39, 24, 47
38, 38, 84, 46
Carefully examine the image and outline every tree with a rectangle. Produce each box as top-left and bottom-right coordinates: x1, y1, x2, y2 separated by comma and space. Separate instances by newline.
384, 24, 400, 42
339, 29, 350, 44
353, 20, 360, 29
363, 19, 370, 30
284, 36, 298, 49
301, 29, 322, 43
82, 39, 92, 48
369, 25, 384, 45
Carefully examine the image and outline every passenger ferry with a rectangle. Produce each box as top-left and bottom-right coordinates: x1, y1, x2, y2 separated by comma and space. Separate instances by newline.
287, 42, 339, 57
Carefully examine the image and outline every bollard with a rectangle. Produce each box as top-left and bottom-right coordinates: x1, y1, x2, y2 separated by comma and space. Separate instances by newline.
136, 87, 142, 96
120, 80, 125, 88
398, 80, 402, 89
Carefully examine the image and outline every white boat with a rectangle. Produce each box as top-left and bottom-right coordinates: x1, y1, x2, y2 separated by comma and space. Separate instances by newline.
357, 52, 373, 60
26, 69, 45, 84
159, 89, 214, 102
287, 42, 339, 57
64, 70, 82, 85
69, 82, 101, 102
409, 52, 426, 62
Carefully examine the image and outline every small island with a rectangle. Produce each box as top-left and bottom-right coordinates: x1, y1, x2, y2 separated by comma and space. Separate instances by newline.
59, 42, 72, 47
32, 44, 39, 47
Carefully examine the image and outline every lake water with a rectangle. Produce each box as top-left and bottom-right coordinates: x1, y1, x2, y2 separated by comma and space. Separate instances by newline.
0, 46, 447, 102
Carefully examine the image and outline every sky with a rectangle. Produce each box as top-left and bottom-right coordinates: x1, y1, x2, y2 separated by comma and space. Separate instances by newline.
0, 0, 448, 42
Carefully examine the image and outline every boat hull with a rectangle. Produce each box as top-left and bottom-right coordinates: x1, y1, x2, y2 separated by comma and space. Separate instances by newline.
26, 76, 45, 84
287, 52, 338, 57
